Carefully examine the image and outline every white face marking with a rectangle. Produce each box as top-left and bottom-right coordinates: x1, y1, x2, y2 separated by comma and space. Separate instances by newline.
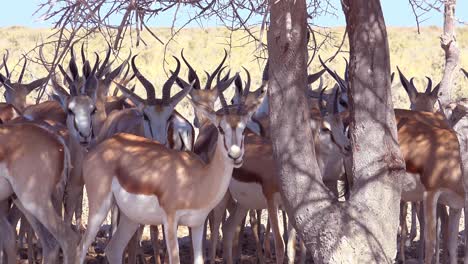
229, 145, 241, 159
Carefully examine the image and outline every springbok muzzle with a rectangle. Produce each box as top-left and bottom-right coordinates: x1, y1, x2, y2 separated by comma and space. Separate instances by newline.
228, 145, 243, 167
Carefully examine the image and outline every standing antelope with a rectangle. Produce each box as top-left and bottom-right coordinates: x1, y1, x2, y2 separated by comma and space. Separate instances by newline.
0, 122, 78, 264
76, 81, 264, 264
51, 46, 101, 229
397, 66, 448, 264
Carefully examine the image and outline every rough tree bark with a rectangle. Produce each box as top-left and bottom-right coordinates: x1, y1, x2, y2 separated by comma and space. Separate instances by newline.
437, 0, 459, 106
267, 0, 405, 262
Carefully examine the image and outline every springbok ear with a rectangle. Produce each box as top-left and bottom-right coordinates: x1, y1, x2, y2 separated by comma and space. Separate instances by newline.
169, 80, 194, 108
431, 82, 441, 97
114, 81, 145, 108
0, 73, 12, 89
307, 69, 326, 84
397, 66, 417, 102
23, 77, 49, 94
51, 80, 70, 110
190, 99, 218, 125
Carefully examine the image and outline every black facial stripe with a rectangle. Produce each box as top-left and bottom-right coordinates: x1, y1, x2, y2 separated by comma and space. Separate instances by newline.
146, 119, 155, 139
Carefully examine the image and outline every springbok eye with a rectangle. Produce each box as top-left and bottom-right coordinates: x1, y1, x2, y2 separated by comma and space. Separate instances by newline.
67, 108, 74, 115
218, 126, 224, 134
91, 107, 97, 115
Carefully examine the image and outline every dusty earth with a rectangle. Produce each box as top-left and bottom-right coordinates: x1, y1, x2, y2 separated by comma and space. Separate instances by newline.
12, 194, 468, 263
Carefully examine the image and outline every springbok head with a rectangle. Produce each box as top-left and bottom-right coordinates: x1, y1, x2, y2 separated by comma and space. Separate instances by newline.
93, 46, 131, 100
397, 66, 440, 112
52, 45, 100, 146
318, 56, 349, 112
115, 55, 192, 146
191, 78, 260, 168
230, 67, 265, 107
0, 54, 48, 111
317, 86, 351, 155
177, 49, 237, 127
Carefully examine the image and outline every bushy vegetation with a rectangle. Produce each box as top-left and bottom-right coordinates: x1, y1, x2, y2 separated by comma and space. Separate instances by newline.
0, 26, 467, 113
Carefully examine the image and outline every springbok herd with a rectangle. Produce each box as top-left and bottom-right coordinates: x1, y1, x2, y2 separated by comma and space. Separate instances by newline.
0, 44, 467, 264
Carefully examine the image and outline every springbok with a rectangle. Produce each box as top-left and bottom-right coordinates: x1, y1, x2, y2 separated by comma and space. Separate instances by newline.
224, 80, 350, 264
0, 122, 78, 264
0, 56, 49, 112
76, 81, 264, 264
116, 55, 194, 150
327, 61, 464, 264
51, 47, 101, 229
396, 66, 450, 264
397, 66, 440, 112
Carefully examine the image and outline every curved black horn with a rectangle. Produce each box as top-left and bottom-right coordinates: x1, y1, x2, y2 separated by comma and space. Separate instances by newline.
91, 52, 100, 76
397, 66, 418, 100
59, 65, 73, 86
69, 44, 79, 81
319, 56, 347, 91
81, 42, 86, 65
131, 55, 156, 104
424, 76, 433, 94
241, 66, 251, 98
96, 45, 111, 78
18, 55, 27, 84
205, 49, 228, 90
218, 84, 229, 114
181, 49, 201, 90
162, 56, 181, 103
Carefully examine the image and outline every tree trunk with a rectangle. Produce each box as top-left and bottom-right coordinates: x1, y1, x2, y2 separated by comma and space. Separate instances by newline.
437, 0, 459, 106
267, 0, 405, 262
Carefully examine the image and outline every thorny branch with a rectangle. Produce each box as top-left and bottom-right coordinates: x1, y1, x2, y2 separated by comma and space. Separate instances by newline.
10, 0, 345, 101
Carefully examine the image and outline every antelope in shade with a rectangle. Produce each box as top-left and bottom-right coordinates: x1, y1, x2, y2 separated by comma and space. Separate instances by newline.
76, 82, 260, 264
0, 122, 78, 264
397, 66, 451, 264
174, 53, 240, 262
225, 76, 350, 264
51, 46, 101, 230
397, 66, 440, 112
178, 49, 233, 128
115, 55, 194, 151
0, 50, 68, 128
94, 54, 194, 263
325, 62, 465, 264
0, 56, 49, 112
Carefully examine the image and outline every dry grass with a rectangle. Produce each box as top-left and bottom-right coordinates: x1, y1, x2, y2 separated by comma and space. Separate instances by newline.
0, 26, 467, 117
